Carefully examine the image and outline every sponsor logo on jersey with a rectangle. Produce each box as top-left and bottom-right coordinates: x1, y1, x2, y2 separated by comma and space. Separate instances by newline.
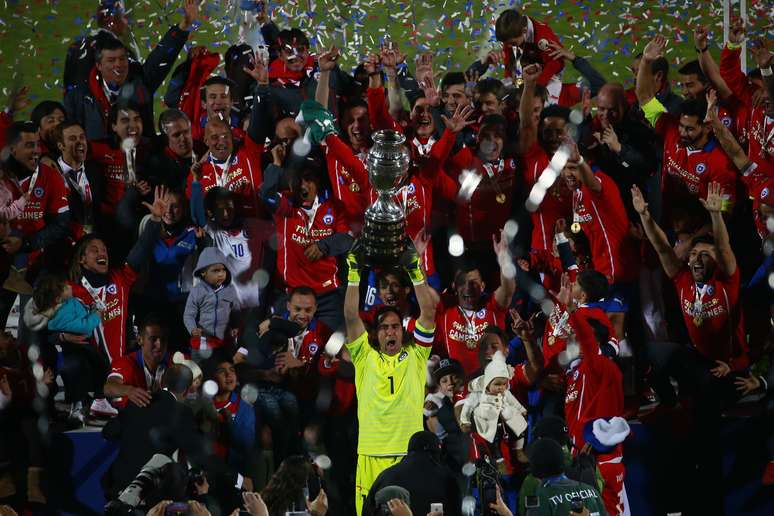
398, 350, 408, 362
537, 38, 550, 51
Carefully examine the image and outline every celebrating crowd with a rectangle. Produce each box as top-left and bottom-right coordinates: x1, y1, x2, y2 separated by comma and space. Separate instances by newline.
0, 1, 772, 515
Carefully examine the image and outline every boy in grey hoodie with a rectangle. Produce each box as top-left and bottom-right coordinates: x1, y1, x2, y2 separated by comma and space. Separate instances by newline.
184, 248, 239, 362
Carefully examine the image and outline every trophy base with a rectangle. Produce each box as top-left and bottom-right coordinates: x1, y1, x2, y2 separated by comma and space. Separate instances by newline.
361, 217, 407, 267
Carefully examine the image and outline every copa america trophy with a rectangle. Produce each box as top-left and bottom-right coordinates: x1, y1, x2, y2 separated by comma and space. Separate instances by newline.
361, 130, 411, 265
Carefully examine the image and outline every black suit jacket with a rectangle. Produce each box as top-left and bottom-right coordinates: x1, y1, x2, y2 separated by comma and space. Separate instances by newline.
103, 390, 200, 493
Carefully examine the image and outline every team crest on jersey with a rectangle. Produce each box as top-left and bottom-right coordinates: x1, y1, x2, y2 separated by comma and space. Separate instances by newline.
721, 116, 732, 127
572, 369, 580, 381
33, 187, 44, 198
762, 188, 770, 201
107, 284, 118, 295
695, 163, 706, 175
309, 343, 318, 354
398, 350, 408, 362
706, 286, 714, 296
322, 213, 334, 225
407, 183, 416, 194
508, 158, 516, 169
476, 309, 486, 318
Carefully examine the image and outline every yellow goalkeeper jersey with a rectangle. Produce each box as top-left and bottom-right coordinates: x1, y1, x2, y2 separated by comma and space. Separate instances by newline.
346, 321, 434, 456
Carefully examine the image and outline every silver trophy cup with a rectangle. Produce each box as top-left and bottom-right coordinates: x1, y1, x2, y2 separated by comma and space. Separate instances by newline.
362, 130, 411, 265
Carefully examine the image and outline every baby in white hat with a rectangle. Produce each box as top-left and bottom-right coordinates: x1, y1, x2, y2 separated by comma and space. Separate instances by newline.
460, 351, 528, 467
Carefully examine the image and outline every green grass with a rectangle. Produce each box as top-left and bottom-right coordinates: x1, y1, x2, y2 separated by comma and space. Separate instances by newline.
1, 0, 772, 118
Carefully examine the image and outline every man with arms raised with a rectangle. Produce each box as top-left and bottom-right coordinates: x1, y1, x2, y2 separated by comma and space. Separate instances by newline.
343, 241, 437, 516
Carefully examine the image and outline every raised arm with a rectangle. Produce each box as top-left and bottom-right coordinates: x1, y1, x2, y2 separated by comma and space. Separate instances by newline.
142, 0, 198, 94
493, 229, 516, 310
547, 42, 607, 97
398, 240, 437, 331
314, 46, 339, 107
636, 35, 666, 106
693, 26, 733, 100
510, 310, 543, 384
631, 185, 681, 278
518, 63, 542, 153
700, 182, 736, 277
705, 90, 749, 171
344, 248, 367, 342
753, 42, 774, 105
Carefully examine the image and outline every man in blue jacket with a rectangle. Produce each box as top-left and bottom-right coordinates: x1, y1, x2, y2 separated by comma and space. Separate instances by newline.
64, 0, 201, 140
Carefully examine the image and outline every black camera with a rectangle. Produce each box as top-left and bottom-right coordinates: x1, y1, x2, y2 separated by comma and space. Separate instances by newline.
570, 497, 584, 514
475, 456, 500, 516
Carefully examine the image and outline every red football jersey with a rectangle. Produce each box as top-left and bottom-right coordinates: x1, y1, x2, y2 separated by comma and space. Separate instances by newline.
446, 148, 518, 244
522, 142, 572, 251
9, 163, 70, 237
185, 134, 265, 218
435, 295, 508, 375
655, 113, 738, 205
107, 350, 171, 407
88, 140, 151, 217
70, 264, 138, 362
542, 304, 614, 372
322, 135, 370, 229
564, 312, 624, 459
274, 193, 350, 294
573, 171, 638, 283
672, 265, 748, 370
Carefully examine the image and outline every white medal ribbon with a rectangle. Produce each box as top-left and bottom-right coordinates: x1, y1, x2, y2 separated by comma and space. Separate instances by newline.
692, 283, 710, 319
412, 136, 436, 157
300, 196, 321, 235
81, 277, 107, 311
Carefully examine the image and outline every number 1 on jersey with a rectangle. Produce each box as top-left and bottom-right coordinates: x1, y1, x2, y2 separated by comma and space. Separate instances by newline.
388, 375, 394, 394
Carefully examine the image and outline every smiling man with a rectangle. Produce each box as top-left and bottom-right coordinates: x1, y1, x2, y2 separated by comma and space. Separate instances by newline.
343, 241, 438, 516
104, 315, 172, 410
55, 121, 104, 238
64, 0, 199, 139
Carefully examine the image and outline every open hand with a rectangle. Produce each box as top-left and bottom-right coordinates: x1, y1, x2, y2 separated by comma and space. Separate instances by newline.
630, 185, 648, 215
143, 185, 170, 221
441, 103, 476, 133
734, 373, 761, 395
709, 360, 731, 378
180, 0, 200, 31
643, 35, 666, 61
547, 41, 575, 61
699, 181, 724, 213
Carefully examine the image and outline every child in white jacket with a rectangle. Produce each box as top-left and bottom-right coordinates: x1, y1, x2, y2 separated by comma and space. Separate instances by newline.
460, 351, 528, 471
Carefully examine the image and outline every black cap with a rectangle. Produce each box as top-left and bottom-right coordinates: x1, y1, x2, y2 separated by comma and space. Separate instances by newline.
527, 438, 565, 478
432, 358, 464, 382
532, 416, 570, 446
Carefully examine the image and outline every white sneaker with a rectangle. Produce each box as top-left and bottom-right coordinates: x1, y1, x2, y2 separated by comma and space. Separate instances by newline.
89, 398, 118, 418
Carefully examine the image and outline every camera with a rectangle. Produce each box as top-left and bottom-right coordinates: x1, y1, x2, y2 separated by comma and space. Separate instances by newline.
475, 456, 500, 516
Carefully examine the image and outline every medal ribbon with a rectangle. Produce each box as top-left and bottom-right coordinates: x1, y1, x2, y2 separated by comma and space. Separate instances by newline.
412, 136, 436, 157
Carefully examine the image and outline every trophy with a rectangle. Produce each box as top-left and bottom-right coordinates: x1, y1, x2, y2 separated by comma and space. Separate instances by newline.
361, 130, 411, 265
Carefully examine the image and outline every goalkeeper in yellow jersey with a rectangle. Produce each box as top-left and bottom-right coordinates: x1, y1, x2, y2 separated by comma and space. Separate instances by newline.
343, 239, 438, 516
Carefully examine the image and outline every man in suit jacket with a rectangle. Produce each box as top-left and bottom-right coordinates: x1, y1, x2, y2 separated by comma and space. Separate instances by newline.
103, 364, 201, 495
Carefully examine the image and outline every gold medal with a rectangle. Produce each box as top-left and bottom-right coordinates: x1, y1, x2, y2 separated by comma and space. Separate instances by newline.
465, 338, 477, 349
571, 222, 581, 233
548, 335, 556, 346
693, 315, 703, 327
496, 193, 506, 204
349, 183, 360, 192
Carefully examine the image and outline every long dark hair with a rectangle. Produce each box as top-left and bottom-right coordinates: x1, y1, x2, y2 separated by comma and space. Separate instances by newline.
261, 455, 313, 516
69, 234, 106, 281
